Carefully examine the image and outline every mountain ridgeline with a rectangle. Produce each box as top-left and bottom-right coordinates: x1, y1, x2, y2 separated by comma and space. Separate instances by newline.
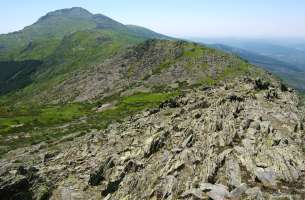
0, 7, 305, 200
0, 7, 169, 60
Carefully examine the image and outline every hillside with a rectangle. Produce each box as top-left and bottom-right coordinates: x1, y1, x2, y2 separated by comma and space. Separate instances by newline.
5, 39, 261, 104
0, 60, 43, 95
1, 71, 305, 199
0, 39, 263, 155
0, 7, 168, 98
126, 25, 170, 39
0, 7, 305, 200
0, 7, 168, 61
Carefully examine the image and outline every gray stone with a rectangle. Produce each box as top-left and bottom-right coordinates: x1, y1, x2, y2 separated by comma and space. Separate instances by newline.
254, 168, 277, 187
181, 188, 207, 199
200, 183, 230, 200
229, 183, 248, 199
226, 158, 241, 189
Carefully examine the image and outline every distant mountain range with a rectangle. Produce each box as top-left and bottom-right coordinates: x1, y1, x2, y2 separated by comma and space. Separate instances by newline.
191, 38, 305, 92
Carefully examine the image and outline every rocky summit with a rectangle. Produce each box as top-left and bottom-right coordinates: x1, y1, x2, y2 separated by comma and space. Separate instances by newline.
1, 75, 305, 199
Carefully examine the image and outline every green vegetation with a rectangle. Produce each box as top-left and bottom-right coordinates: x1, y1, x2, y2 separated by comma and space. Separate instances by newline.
0, 8, 96, 60
198, 76, 217, 86
17, 38, 62, 60
126, 25, 169, 39
152, 60, 173, 74
0, 103, 90, 135
89, 92, 180, 130
181, 42, 253, 86
183, 43, 207, 57
0, 91, 179, 157
0, 103, 91, 156
222, 61, 251, 78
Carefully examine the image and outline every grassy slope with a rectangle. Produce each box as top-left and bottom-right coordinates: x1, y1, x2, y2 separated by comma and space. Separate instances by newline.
1, 29, 145, 104
0, 91, 179, 156
0, 8, 97, 98
0, 8, 96, 60
126, 25, 170, 39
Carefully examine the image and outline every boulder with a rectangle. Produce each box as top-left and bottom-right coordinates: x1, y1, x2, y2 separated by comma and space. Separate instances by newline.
254, 168, 277, 187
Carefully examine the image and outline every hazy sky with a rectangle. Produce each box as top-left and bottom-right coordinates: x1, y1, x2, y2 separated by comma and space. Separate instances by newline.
1, 0, 305, 39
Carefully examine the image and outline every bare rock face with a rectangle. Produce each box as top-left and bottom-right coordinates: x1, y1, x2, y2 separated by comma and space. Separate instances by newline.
1, 77, 305, 199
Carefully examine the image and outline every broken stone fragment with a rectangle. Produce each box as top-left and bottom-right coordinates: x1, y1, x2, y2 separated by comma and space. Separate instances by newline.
260, 121, 271, 134
160, 175, 177, 199
226, 158, 242, 189
181, 134, 194, 148
229, 183, 248, 199
166, 159, 185, 175
143, 131, 169, 157
200, 183, 230, 200
181, 188, 207, 199
254, 168, 277, 187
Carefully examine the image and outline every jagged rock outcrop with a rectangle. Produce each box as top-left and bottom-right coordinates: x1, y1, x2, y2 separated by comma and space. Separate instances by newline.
1, 77, 305, 199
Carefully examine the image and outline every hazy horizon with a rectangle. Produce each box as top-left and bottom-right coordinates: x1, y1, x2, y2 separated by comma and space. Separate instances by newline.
1, 0, 305, 40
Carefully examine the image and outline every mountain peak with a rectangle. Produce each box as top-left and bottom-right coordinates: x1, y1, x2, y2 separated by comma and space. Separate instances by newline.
38, 7, 93, 22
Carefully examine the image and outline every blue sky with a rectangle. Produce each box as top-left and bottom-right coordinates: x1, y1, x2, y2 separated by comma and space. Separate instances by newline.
1, 0, 305, 39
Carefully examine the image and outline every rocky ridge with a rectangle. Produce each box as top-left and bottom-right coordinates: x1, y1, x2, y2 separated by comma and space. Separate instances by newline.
1, 76, 305, 199
41, 40, 257, 103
